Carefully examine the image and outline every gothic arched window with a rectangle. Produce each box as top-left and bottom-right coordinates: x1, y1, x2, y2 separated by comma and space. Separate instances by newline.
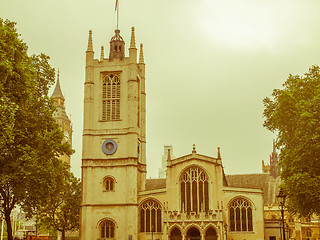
140, 200, 162, 233
102, 73, 120, 121
180, 166, 209, 213
99, 220, 115, 239
229, 198, 253, 232
103, 177, 114, 191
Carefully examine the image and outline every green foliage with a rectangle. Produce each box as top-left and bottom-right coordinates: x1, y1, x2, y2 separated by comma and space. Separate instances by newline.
0, 18, 73, 240
37, 173, 81, 240
263, 65, 320, 216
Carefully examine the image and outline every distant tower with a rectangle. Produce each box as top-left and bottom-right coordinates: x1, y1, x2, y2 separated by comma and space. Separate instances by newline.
158, 145, 174, 178
262, 140, 280, 178
80, 27, 146, 240
51, 70, 72, 166
270, 140, 280, 178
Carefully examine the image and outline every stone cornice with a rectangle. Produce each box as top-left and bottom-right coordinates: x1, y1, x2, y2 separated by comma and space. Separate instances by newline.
81, 203, 138, 207
82, 158, 147, 171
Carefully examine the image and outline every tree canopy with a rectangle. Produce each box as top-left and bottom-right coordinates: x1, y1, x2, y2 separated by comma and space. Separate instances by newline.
263, 65, 320, 216
0, 18, 73, 240
38, 172, 81, 240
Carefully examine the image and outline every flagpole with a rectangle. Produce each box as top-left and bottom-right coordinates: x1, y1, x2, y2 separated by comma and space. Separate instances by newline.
116, 0, 119, 30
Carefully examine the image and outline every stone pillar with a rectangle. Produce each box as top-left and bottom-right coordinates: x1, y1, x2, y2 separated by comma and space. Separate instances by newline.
201, 233, 205, 240
182, 233, 186, 240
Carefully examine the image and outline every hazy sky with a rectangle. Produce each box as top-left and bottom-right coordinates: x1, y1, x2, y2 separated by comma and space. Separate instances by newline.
2, 0, 320, 179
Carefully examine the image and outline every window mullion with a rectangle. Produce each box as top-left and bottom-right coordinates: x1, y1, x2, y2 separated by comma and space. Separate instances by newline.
197, 179, 200, 213
155, 207, 157, 232
191, 178, 193, 212
246, 207, 248, 231
203, 181, 205, 211
184, 180, 187, 212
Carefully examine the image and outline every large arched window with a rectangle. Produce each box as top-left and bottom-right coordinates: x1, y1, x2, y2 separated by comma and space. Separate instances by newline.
180, 166, 209, 213
102, 73, 120, 121
99, 220, 115, 239
229, 198, 253, 232
140, 200, 162, 233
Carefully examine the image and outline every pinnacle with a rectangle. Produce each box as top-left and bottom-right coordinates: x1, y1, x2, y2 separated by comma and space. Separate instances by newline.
87, 30, 93, 52
130, 26, 136, 48
139, 43, 144, 64
51, 70, 64, 100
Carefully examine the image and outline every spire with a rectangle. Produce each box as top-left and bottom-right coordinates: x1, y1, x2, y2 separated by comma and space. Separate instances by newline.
217, 147, 221, 160
130, 27, 136, 48
100, 45, 104, 61
51, 69, 64, 101
139, 43, 144, 64
87, 30, 93, 52
192, 144, 196, 154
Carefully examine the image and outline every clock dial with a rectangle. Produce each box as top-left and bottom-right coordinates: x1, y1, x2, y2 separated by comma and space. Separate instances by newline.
102, 139, 117, 155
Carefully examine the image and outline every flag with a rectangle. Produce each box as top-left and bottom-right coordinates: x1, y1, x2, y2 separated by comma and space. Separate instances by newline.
115, 0, 118, 11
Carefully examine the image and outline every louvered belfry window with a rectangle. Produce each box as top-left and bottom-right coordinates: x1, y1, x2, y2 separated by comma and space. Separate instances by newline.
180, 166, 209, 213
140, 200, 162, 233
102, 73, 120, 121
229, 198, 253, 232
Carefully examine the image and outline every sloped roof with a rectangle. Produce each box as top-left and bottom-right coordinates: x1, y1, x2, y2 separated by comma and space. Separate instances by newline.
145, 178, 166, 191
226, 173, 281, 205
51, 75, 64, 100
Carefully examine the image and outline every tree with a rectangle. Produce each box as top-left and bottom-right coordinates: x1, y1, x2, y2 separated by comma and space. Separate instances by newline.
38, 173, 81, 240
0, 18, 73, 240
263, 65, 320, 216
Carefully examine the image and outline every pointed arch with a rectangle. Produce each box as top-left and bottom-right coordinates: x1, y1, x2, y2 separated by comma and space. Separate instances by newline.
102, 73, 121, 121
139, 198, 162, 233
228, 197, 254, 232
203, 223, 219, 234
204, 224, 218, 240
179, 165, 210, 213
169, 226, 182, 240
186, 226, 201, 238
184, 223, 202, 234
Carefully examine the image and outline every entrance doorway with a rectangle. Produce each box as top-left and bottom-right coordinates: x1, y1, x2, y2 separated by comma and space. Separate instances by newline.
187, 227, 201, 240
170, 227, 182, 240
205, 227, 217, 240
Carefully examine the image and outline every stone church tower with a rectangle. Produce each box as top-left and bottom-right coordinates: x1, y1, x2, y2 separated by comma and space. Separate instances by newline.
51, 71, 72, 166
80, 27, 146, 240
262, 140, 280, 179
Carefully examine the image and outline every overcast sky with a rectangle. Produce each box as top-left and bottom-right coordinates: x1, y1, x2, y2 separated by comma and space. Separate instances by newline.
2, 0, 320, 179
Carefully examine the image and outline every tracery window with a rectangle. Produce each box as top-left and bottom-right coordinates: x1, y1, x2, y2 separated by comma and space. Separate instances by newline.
140, 200, 162, 233
99, 220, 115, 239
102, 73, 120, 121
103, 177, 114, 191
180, 166, 209, 213
229, 198, 253, 232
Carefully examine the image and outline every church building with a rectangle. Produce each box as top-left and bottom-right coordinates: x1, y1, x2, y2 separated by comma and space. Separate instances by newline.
79, 27, 265, 240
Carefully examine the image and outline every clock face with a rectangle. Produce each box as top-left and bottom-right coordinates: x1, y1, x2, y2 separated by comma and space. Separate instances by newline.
64, 131, 70, 142
102, 139, 117, 155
